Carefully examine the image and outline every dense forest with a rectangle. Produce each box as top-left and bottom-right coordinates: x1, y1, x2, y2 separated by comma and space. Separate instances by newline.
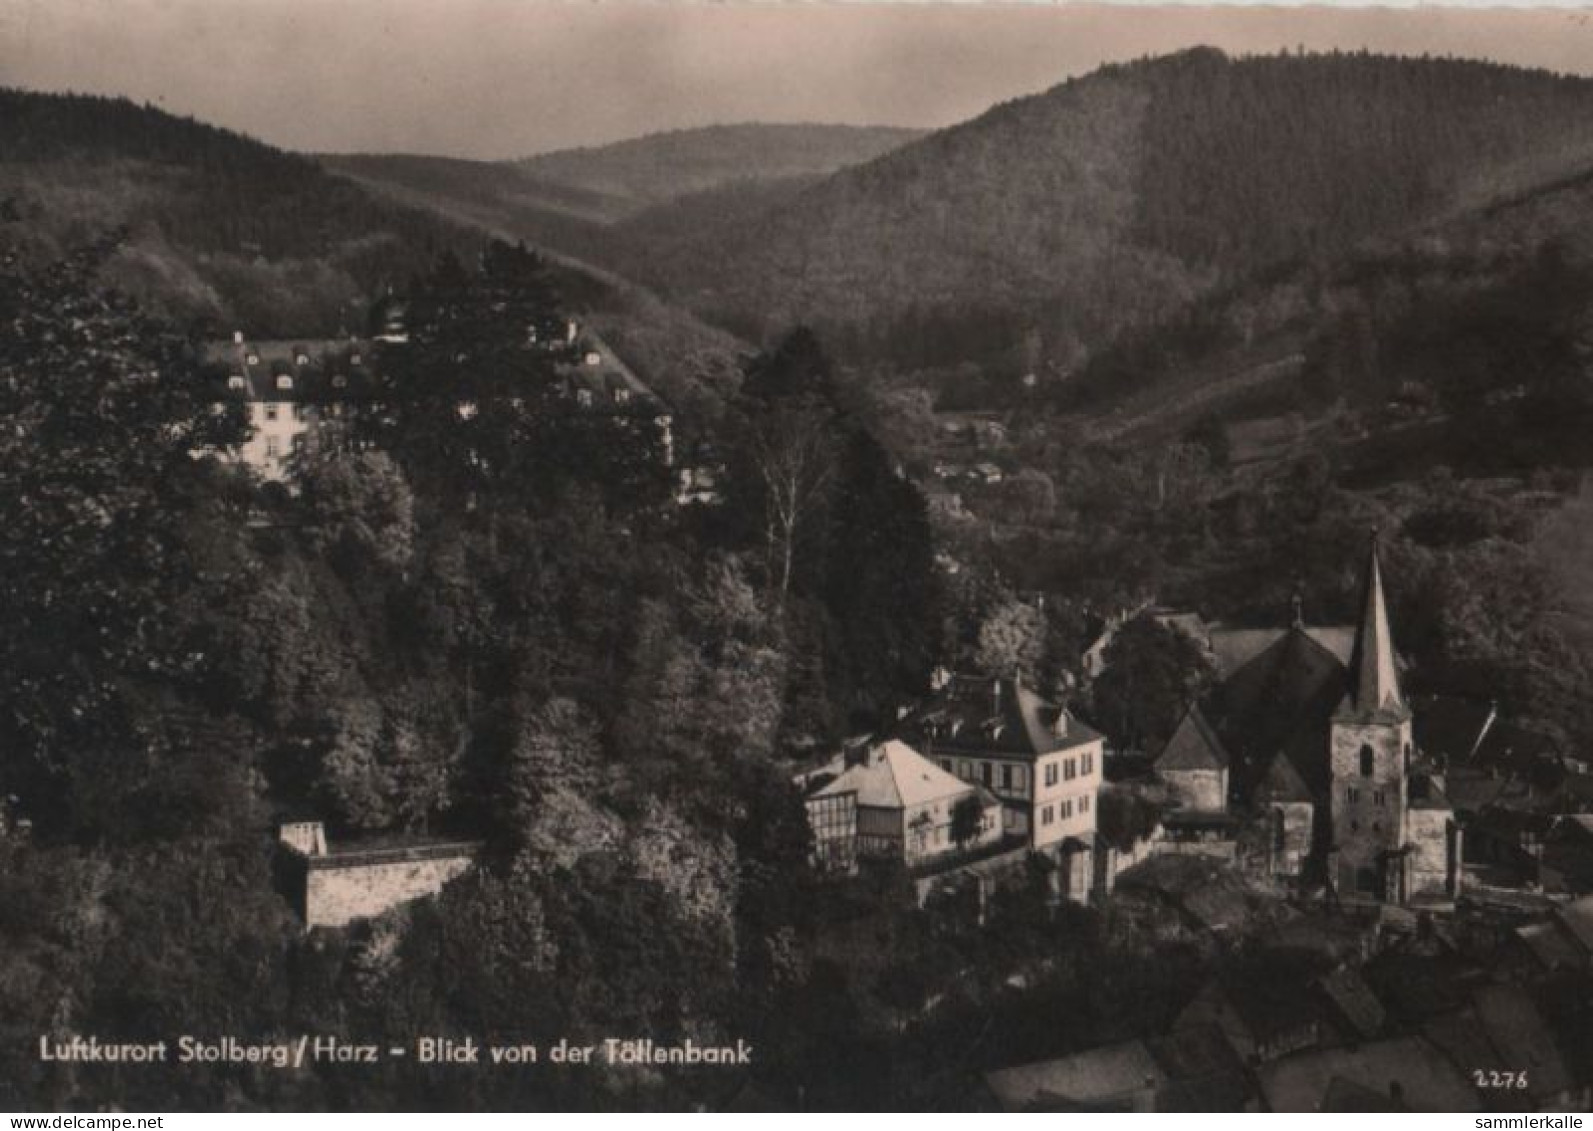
591, 51, 1593, 368
0, 88, 485, 335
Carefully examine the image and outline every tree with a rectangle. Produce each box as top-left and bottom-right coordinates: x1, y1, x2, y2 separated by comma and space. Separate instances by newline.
1089, 618, 1217, 752
823, 429, 941, 722
949, 795, 984, 852
976, 600, 1047, 682
0, 235, 248, 837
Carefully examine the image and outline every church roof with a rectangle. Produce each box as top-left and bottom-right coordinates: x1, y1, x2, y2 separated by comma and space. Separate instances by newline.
1209, 625, 1355, 679
1257, 749, 1315, 803
813, 739, 971, 811
1157, 704, 1230, 772
1338, 538, 1411, 723
1213, 624, 1347, 772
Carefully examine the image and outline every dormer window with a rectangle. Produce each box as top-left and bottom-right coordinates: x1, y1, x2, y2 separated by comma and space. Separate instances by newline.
276, 375, 294, 391
227, 375, 247, 391
584, 351, 602, 367
350, 354, 362, 366
245, 353, 260, 366
576, 388, 594, 407
295, 353, 310, 366
613, 387, 630, 405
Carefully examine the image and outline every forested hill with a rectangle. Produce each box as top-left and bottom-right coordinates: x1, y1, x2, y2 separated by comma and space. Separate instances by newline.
626, 50, 1593, 356
514, 123, 925, 216
0, 88, 483, 335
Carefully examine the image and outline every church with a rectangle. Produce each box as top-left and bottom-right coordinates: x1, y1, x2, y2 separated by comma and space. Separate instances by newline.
1154, 536, 1463, 907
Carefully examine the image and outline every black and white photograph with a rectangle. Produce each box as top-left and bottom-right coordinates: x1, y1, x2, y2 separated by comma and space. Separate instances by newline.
4, 0, 1593, 1115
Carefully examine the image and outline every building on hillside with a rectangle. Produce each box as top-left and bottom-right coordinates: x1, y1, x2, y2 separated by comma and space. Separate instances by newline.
799, 739, 1003, 870
275, 820, 480, 930
900, 674, 1104, 901
553, 336, 674, 467
203, 325, 673, 483
201, 333, 376, 480
1195, 536, 1462, 907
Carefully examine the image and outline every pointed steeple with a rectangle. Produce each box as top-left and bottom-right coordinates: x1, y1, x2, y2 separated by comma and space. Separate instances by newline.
1345, 530, 1405, 716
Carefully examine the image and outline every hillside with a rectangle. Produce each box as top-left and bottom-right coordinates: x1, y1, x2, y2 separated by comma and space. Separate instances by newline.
626, 50, 1593, 357
514, 122, 924, 215
0, 88, 489, 336
1055, 154, 1593, 471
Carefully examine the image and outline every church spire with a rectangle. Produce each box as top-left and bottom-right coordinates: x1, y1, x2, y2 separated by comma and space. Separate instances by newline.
1346, 530, 1404, 715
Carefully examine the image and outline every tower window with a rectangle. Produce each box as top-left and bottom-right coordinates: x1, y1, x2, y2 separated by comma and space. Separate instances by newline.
1360, 744, 1375, 778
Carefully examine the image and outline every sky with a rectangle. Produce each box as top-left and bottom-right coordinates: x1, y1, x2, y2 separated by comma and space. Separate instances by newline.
3, 1, 1593, 160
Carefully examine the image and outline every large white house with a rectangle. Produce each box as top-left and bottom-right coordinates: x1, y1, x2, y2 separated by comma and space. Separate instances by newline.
901, 675, 1105, 901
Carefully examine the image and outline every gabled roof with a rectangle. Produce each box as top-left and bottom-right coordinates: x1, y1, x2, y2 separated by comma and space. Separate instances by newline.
1213, 624, 1347, 780
1257, 749, 1315, 803
201, 337, 378, 402
1157, 704, 1230, 773
813, 739, 971, 810
1337, 538, 1411, 723
1209, 625, 1355, 679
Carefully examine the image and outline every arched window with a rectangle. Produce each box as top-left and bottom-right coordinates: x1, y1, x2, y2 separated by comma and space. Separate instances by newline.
1360, 744, 1375, 778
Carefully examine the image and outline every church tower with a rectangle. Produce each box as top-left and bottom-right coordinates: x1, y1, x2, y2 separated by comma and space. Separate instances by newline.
1329, 534, 1415, 902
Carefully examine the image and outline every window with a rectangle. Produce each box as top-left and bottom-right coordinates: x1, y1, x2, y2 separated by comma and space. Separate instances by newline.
1082, 752, 1094, 776
1064, 758, 1077, 782
1272, 809, 1286, 852
1360, 744, 1375, 778
264, 404, 280, 422
350, 354, 362, 366
276, 375, 293, 391
1060, 799, 1073, 819
1080, 794, 1090, 814
980, 762, 993, 787
939, 760, 952, 773
295, 353, 309, 366
1013, 766, 1026, 793
959, 761, 971, 780
227, 375, 246, 390
246, 353, 259, 366
1041, 805, 1055, 827
1372, 789, 1386, 807
293, 404, 309, 421
1356, 867, 1378, 894
1044, 763, 1058, 788
332, 374, 348, 389
1001, 764, 1014, 791
1346, 786, 1359, 804
265, 437, 281, 458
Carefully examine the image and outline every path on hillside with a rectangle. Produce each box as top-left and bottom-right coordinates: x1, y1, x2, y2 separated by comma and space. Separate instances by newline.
1094, 352, 1306, 444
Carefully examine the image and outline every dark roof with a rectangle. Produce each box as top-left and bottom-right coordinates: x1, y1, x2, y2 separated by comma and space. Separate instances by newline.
903, 675, 1103, 762
201, 337, 378, 402
1257, 749, 1314, 804
1211, 624, 1347, 785
1157, 704, 1230, 773
1146, 1025, 1257, 1112
1317, 966, 1386, 1038
1412, 694, 1557, 772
